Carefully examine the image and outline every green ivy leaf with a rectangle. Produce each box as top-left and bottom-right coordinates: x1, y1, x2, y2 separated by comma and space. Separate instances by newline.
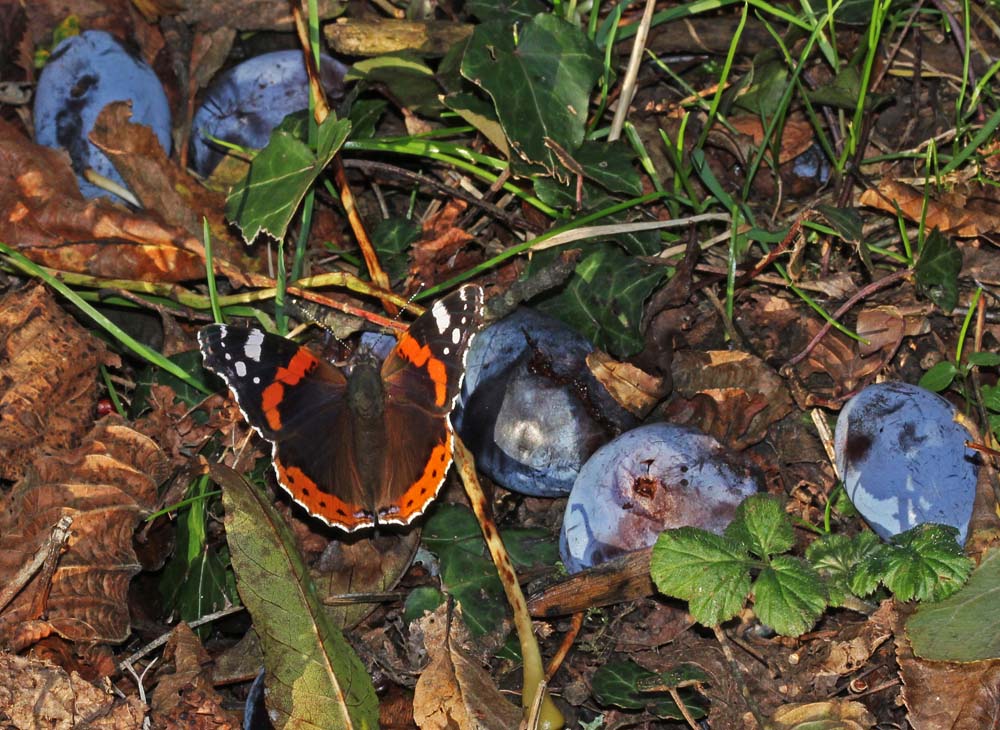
915, 229, 961, 313
725, 494, 794, 558
752, 556, 828, 637
651, 527, 752, 627
462, 14, 603, 179
591, 660, 709, 720
881, 523, 973, 602
226, 115, 351, 243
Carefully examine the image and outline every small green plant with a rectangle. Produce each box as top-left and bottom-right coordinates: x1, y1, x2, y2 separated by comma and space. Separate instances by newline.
650, 494, 973, 637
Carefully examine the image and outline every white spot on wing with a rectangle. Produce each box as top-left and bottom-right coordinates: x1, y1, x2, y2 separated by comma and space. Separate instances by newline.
244, 329, 265, 362
452, 328, 461, 344
431, 301, 451, 332
235, 361, 247, 377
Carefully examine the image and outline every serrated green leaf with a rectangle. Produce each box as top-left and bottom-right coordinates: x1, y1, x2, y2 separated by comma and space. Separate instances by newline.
918, 360, 959, 392
752, 556, 828, 637
651, 527, 752, 627
907, 546, 1000, 660
226, 116, 351, 244
806, 531, 881, 607
849, 540, 890, 598
725, 494, 794, 558
461, 14, 602, 178
915, 229, 961, 313
882, 523, 972, 602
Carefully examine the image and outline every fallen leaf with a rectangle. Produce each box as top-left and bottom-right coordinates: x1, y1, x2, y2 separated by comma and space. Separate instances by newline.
412, 604, 523, 730
587, 350, 669, 418
0, 284, 115, 480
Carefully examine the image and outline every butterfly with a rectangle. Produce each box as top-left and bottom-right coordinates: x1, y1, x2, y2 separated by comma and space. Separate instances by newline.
199, 285, 484, 531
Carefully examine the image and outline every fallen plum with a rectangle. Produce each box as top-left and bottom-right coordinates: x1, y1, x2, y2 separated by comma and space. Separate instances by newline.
834, 381, 978, 544
189, 50, 349, 178
33, 30, 172, 202
560, 422, 760, 573
455, 308, 634, 497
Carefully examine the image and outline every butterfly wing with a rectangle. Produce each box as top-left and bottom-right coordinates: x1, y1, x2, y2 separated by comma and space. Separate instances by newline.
199, 324, 376, 531
377, 285, 484, 525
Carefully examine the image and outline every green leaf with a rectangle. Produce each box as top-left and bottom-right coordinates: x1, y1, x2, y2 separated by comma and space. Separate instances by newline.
651, 527, 753, 627
907, 546, 1000, 661
983, 383, 1000, 412
422, 504, 558, 637
968, 351, 1000, 367
466, 0, 546, 22
881, 523, 973, 602
806, 531, 882, 607
213, 464, 378, 729
403, 586, 444, 624
372, 217, 421, 284
462, 14, 603, 178
573, 141, 643, 196
226, 115, 351, 244
346, 53, 443, 116
733, 56, 789, 118
725, 494, 794, 558
815, 205, 863, 243
915, 229, 961, 313
591, 660, 709, 720
752, 556, 828, 637
443, 92, 510, 157
918, 360, 959, 392
537, 245, 662, 356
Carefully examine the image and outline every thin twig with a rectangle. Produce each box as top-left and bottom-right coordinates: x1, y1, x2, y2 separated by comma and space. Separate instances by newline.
0, 516, 73, 614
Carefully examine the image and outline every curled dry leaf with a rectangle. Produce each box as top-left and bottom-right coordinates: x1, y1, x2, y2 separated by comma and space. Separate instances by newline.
767, 700, 876, 730
89, 102, 258, 278
666, 350, 793, 449
0, 118, 206, 282
0, 417, 169, 651
0, 653, 146, 730
412, 604, 522, 730
0, 284, 116, 480
151, 622, 242, 729
586, 350, 669, 418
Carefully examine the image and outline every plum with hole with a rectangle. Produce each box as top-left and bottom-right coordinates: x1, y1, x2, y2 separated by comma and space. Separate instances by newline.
189, 50, 349, 178
560, 423, 760, 573
834, 381, 978, 544
33, 30, 171, 202
455, 309, 635, 497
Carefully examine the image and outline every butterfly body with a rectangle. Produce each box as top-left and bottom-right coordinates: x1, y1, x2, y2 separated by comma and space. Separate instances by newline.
199, 285, 484, 531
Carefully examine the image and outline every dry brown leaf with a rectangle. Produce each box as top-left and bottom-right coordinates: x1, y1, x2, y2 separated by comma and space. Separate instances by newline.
586, 350, 669, 418
151, 623, 242, 730
0, 417, 169, 650
897, 605, 1000, 729
816, 601, 894, 677
412, 605, 522, 730
408, 200, 476, 286
767, 700, 876, 729
0, 653, 146, 729
728, 115, 815, 164
0, 118, 207, 281
0, 284, 116, 480
667, 350, 793, 449
859, 180, 1000, 237
90, 102, 258, 277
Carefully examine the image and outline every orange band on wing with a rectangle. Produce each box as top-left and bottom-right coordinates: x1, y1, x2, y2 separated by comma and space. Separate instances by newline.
396, 333, 448, 406
261, 349, 319, 430
379, 438, 452, 524
275, 459, 374, 531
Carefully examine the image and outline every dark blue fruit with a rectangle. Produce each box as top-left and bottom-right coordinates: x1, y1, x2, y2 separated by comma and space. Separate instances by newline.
189, 50, 349, 177
455, 309, 635, 497
560, 423, 760, 573
834, 381, 978, 544
33, 30, 172, 202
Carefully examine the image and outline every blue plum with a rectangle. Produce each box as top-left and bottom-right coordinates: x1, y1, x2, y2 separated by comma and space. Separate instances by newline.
834, 381, 978, 544
455, 308, 635, 497
189, 50, 349, 177
33, 30, 172, 202
560, 423, 760, 573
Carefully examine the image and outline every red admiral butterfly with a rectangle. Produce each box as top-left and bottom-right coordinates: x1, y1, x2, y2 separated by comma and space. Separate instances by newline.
199, 285, 484, 532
